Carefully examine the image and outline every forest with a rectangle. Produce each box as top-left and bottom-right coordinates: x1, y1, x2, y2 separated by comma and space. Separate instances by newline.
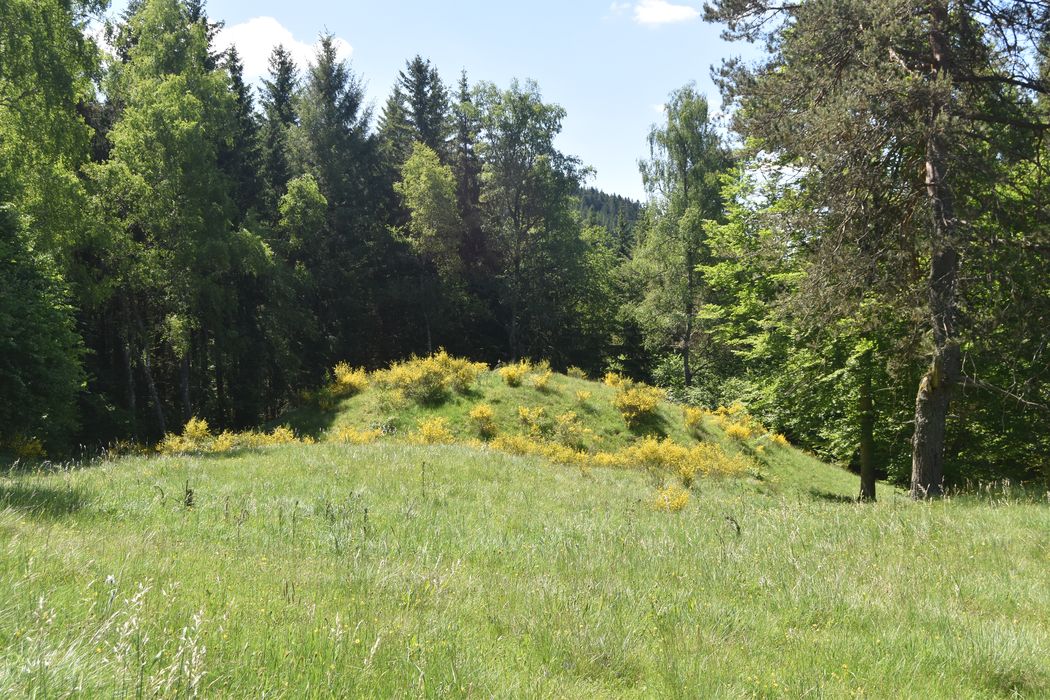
2, 0, 1049, 498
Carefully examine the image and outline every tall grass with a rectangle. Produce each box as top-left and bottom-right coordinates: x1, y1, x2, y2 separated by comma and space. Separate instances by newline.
1, 443, 1048, 697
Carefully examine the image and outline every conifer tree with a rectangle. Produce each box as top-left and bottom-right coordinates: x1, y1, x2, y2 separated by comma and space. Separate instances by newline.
259, 45, 298, 219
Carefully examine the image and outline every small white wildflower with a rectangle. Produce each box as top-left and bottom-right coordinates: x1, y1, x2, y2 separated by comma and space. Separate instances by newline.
105, 575, 116, 586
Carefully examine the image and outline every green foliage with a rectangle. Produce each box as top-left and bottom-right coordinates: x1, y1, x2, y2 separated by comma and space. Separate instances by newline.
0, 204, 84, 449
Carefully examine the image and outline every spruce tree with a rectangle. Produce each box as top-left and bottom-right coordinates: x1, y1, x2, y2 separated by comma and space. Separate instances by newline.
259, 45, 298, 220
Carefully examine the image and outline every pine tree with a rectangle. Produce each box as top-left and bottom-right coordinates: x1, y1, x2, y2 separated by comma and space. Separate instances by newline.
397, 55, 452, 158
220, 46, 262, 223
259, 45, 298, 220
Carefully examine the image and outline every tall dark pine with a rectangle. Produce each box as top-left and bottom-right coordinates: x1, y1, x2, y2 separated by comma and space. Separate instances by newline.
452, 71, 485, 266
397, 55, 452, 157
260, 45, 298, 219
220, 46, 262, 223
295, 34, 386, 363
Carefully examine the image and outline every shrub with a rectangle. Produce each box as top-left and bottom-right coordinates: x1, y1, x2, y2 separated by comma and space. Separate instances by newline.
183, 417, 211, 443
412, 417, 455, 444
574, 390, 592, 405
613, 384, 665, 427
159, 417, 212, 455
603, 371, 627, 388
332, 362, 369, 396
653, 485, 690, 513
332, 426, 383, 445
469, 404, 498, 439
725, 423, 752, 441
211, 431, 238, 453
709, 402, 766, 440
683, 406, 705, 430
689, 442, 750, 477
490, 434, 587, 468
498, 360, 533, 387
265, 426, 298, 445
374, 351, 486, 404
553, 411, 592, 449
10, 437, 46, 460
566, 366, 588, 379
530, 369, 553, 392
770, 433, 790, 447
517, 406, 546, 436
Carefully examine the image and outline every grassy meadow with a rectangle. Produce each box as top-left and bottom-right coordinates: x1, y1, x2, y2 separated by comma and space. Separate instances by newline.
1, 366, 1048, 697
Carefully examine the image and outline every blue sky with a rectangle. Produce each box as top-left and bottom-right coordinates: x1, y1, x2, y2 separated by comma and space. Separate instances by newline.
111, 1, 752, 200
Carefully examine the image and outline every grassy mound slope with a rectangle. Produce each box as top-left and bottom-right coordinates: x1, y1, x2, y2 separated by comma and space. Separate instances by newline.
1, 443, 1048, 697
280, 366, 878, 500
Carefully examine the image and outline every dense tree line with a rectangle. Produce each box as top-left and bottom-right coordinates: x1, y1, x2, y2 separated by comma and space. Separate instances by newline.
2, 0, 1047, 498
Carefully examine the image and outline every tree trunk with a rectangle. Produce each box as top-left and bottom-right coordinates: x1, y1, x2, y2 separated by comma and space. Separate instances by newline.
911, 3, 961, 499
121, 337, 137, 438
140, 349, 166, 436
858, 347, 876, 502
179, 353, 192, 422
682, 312, 693, 389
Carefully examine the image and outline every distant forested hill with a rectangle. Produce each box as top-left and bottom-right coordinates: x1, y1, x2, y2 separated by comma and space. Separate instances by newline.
578, 187, 643, 251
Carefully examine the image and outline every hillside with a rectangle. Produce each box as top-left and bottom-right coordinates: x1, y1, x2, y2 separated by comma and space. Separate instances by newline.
274, 357, 879, 501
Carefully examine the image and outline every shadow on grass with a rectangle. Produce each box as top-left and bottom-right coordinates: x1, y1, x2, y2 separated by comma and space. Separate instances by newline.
269, 399, 342, 440
807, 488, 857, 504
0, 482, 86, 519
629, 413, 671, 439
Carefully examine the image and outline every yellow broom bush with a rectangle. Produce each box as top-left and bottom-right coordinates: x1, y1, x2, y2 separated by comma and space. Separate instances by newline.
469, 403, 498, 439
613, 384, 665, 427
411, 417, 455, 444
653, 485, 690, 513
332, 425, 383, 445
498, 360, 533, 387
332, 362, 369, 396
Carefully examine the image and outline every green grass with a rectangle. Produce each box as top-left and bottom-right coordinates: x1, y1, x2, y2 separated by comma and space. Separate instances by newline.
1, 440, 1048, 697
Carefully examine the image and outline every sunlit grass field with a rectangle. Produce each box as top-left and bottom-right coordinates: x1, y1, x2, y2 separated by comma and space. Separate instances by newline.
2, 438, 1048, 698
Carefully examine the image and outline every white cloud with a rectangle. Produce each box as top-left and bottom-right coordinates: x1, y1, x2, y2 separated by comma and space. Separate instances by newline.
632, 0, 700, 26
215, 17, 352, 80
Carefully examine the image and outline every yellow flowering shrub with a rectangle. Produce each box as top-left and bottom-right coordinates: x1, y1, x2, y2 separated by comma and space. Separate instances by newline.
158, 417, 212, 454
498, 360, 533, 387
653, 485, 690, 513
210, 431, 238, 453
725, 423, 753, 441
332, 362, 369, 396
709, 402, 766, 441
517, 405, 546, 436
689, 442, 750, 477
469, 403, 498, 439
332, 426, 383, 445
574, 389, 592, 404
613, 384, 665, 427
183, 417, 211, 443
603, 371, 627, 387
683, 406, 705, 430
10, 437, 46, 460
490, 434, 588, 468
566, 366, 588, 379
158, 420, 307, 455
553, 411, 593, 449
589, 437, 749, 485
374, 351, 485, 404
411, 417, 455, 445
530, 369, 553, 392
770, 433, 790, 447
